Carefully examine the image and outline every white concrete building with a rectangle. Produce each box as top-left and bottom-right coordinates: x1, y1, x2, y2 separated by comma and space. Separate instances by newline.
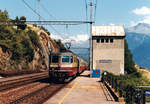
92, 25, 125, 75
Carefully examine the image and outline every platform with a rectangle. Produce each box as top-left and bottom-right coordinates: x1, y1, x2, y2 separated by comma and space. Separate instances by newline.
44, 71, 119, 104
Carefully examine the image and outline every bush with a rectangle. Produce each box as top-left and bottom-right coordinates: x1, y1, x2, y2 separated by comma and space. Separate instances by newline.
0, 14, 35, 63
21, 38, 34, 62
27, 30, 39, 45
103, 71, 150, 103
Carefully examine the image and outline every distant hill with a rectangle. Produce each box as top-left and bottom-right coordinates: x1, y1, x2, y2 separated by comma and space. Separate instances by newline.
127, 23, 150, 35
125, 23, 150, 69
71, 48, 89, 62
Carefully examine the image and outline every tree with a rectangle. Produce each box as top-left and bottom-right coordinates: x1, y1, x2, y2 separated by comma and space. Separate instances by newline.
20, 16, 26, 22
14, 16, 27, 30
3, 10, 8, 19
0, 9, 9, 21
55, 39, 67, 52
125, 39, 137, 74
19, 16, 26, 30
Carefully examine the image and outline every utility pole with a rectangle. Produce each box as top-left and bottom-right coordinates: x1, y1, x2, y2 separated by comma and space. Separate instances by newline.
89, 2, 93, 77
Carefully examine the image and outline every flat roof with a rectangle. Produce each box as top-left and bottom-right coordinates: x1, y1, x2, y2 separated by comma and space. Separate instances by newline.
92, 25, 125, 36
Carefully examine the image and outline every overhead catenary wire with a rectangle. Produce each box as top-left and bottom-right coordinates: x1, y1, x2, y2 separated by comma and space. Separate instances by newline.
40, 2, 57, 20
85, 0, 88, 21
85, 0, 89, 41
21, 0, 63, 37
21, 0, 93, 50
22, 0, 41, 19
94, 0, 98, 22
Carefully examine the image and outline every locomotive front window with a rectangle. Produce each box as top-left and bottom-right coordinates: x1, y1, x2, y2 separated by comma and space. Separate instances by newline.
70, 56, 73, 63
51, 56, 59, 63
62, 56, 70, 63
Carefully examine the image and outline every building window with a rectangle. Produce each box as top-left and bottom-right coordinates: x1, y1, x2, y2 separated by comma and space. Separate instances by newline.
105, 38, 109, 43
110, 38, 114, 43
101, 38, 104, 43
96, 39, 100, 43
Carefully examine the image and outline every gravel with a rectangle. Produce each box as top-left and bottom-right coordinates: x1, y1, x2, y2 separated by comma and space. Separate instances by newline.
0, 82, 49, 104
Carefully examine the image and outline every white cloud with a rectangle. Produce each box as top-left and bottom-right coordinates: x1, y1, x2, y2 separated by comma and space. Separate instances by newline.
76, 34, 89, 41
132, 6, 150, 15
50, 34, 89, 47
130, 21, 138, 27
50, 33, 63, 40
131, 6, 150, 26
141, 15, 150, 24
51, 34, 89, 41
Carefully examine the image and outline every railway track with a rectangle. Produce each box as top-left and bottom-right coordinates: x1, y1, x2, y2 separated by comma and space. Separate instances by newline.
7, 77, 76, 104
0, 71, 76, 104
8, 83, 66, 104
0, 71, 49, 91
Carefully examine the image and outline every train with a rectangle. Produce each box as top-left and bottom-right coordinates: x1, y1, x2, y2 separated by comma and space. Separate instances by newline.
49, 51, 88, 82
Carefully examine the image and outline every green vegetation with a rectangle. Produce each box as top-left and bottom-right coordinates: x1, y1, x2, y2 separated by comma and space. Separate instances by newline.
125, 39, 137, 74
54, 39, 67, 52
27, 30, 39, 47
103, 71, 150, 103
0, 10, 39, 64
13, 16, 27, 30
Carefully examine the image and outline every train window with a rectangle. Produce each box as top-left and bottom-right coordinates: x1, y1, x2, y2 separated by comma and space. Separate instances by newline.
51, 56, 59, 63
70, 56, 73, 63
62, 56, 70, 63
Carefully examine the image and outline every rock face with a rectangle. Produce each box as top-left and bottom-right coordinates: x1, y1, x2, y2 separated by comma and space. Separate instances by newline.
0, 25, 60, 71
35, 29, 59, 70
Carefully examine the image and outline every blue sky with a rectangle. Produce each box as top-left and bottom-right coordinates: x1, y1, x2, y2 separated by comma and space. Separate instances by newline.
1, 0, 150, 42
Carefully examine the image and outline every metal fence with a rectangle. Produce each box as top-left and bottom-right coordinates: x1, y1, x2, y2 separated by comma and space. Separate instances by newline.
101, 72, 149, 104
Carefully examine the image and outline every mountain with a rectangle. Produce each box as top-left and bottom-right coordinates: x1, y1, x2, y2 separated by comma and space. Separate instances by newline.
133, 39, 150, 69
127, 23, 150, 35
126, 23, 150, 69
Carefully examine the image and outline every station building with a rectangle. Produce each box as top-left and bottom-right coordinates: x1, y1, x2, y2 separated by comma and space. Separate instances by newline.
92, 25, 125, 75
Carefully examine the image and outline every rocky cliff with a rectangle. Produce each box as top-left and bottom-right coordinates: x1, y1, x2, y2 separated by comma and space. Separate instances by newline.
0, 24, 60, 71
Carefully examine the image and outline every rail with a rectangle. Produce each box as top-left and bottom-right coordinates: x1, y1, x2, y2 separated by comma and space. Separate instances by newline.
0, 71, 49, 91
8, 84, 66, 104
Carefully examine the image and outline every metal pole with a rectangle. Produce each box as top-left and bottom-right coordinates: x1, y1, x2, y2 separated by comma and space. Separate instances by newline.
89, 2, 93, 77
